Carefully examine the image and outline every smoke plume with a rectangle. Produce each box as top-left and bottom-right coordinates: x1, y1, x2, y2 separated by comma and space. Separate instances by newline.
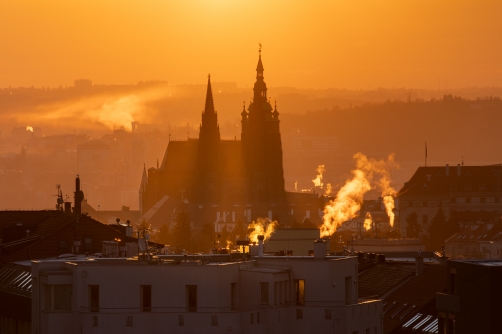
363, 212, 373, 231
320, 153, 398, 237
312, 164, 325, 187
248, 218, 277, 243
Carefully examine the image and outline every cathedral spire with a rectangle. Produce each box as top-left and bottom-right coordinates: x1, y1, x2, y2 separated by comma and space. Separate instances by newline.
256, 45, 264, 78
204, 74, 215, 114
199, 74, 220, 142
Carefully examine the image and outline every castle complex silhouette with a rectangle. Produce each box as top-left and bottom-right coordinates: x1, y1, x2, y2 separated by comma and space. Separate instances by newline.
139, 51, 319, 225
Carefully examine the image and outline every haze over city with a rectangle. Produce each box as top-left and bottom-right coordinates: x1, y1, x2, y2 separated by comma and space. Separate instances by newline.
0, 2, 501, 334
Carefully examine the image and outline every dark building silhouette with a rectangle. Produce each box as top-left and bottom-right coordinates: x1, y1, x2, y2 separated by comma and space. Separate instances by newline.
140, 52, 317, 225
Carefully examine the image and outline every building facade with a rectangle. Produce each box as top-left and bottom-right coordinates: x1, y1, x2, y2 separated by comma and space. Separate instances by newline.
397, 164, 502, 236
31, 240, 382, 334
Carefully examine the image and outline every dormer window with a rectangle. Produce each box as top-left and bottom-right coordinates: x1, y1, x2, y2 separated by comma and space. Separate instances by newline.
479, 184, 486, 190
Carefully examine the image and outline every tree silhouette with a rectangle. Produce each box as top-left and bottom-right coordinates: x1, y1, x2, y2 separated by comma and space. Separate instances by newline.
194, 223, 214, 253
427, 205, 451, 251
172, 210, 192, 252
405, 212, 421, 238
152, 223, 170, 245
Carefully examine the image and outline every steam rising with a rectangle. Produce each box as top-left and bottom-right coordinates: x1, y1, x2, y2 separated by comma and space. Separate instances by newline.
320, 153, 398, 237
26, 126, 34, 132
248, 218, 277, 243
363, 212, 373, 231
312, 164, 325, 187
325, 183, 333, 196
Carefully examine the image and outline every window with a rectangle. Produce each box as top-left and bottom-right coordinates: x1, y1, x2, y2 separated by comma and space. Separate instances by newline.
84, 237, 93, 251
325, 309, 332, 320
260, 282, 269, 305
294, 279, 305, 305
89, 285, 99, 312
179, 315, 184, 326
231, 283, 236, 310
374, 327, 378, 334
250, 313, 254, 324
423, 201, 428, 207
466, 198, 471, 203
141, 285, 151, 312
479, 184, 486, 190
92, 316, 98, 327
126, 316, 133, 327
59, 239, 68, 249
45, 285, 72, 311
366, 329, 370, 334
257, 312, 261, 323
186, 285, 197, 312
408, 202, 413, 207
296, 309, 303, 319
211, 315, 218, 326
481, 198, 486, 203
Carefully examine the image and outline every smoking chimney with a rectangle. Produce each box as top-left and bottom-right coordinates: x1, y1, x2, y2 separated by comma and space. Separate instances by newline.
257, 235, 264, 257
445, 164, 449, 176
313, 238, 327, 258
74, 175, 83, 215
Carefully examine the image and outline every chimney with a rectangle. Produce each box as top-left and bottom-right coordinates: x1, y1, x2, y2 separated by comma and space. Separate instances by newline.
126, 219, 132, 237
313, 238, 327, 258
457, 164, 461, 176
415, 255, 424, 276
64, 202, 72, 213
74, 175, 83, 215
445, 164, 449, 176
257, 235, 264, 257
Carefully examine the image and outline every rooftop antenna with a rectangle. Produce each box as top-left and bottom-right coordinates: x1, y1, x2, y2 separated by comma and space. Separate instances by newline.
462, 156, 464, 166
425, 142, 427, 167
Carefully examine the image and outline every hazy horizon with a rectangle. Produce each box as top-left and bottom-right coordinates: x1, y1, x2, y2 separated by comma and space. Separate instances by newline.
1, 1, 502, 89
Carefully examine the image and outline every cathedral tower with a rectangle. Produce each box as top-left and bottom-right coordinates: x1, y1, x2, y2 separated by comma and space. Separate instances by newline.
197, 75, 222, 202
242, 49, 286, 202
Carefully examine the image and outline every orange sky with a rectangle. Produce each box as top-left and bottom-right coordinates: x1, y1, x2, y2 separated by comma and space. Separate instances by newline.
1, 0, 501, 89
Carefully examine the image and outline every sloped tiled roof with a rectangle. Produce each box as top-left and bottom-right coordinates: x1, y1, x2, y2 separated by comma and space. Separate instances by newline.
446, 222, 502, 243
358, 262, 416, 298
383, 265, 447, 334
397, 165, 502, 197
0, 210, 72, 241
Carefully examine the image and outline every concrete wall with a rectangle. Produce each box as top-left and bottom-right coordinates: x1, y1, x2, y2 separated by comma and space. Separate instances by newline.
31, 255, 381, 334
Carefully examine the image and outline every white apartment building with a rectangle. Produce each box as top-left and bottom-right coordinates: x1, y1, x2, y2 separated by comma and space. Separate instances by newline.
31, 240, 382, 334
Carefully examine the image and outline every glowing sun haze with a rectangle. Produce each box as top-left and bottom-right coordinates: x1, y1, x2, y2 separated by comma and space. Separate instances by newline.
1, 0, 501, 89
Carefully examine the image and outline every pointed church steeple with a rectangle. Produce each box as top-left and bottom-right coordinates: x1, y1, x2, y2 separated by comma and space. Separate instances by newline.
253, 47, 268, 104
204, 74, 215, 114
199, 74, 220, 143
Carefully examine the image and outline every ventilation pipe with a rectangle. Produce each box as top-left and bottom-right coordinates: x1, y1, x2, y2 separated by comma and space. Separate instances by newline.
258, 235, 264, 257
